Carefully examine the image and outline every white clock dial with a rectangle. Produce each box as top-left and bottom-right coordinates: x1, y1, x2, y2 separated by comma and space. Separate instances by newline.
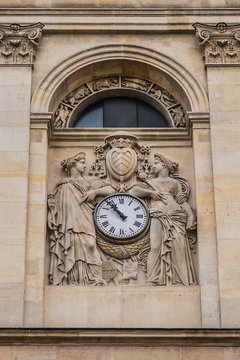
94, 194, 149, 240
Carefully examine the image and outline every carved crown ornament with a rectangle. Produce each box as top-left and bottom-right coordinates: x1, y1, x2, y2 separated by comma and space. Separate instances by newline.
0, 23, 44, 64
193, 22, 240, 65
53, 75, 187, 129
47, 131, 197, 286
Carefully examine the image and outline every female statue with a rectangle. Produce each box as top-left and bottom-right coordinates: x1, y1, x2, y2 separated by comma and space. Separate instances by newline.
130, 153, 197, 286
47, 152, 106, 286
146, 153, 196, 286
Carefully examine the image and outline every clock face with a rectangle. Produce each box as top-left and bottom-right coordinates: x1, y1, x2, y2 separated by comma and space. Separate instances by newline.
94, 193, 149, 241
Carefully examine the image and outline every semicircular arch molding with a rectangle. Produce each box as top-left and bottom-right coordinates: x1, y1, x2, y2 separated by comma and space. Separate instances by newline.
31, 44, 209, 119
54, 76, 188, 129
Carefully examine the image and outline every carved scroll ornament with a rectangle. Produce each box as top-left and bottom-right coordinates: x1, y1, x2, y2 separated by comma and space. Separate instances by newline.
0, 23, 44, 64
47, 131, 197, 286
193, 22, 240, 65
53, 76, 187, 129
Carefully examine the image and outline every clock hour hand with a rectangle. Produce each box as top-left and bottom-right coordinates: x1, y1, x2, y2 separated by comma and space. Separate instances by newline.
106, 200, 128, 220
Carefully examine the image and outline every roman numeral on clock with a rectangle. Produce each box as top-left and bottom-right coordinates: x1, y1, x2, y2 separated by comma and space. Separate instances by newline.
119, 198, 124, 204
119, 229, 125, 236
100, 214, 107, 218
134, 206, 140, 211
136, 214, 143, 219
102, 221, 109, 228
134, 221, 141, 228
109, 226, 116, 234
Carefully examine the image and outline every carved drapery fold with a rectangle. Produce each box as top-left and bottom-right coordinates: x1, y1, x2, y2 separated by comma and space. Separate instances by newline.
0, 23, 44, 64
193, 22, 240, 65
53, 75, 187, 129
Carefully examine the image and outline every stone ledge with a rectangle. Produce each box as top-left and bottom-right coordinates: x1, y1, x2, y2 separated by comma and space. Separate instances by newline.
1, 8, 240, 33
0, 329, 240, 347
48, 128, 191, 145
0, 0, 240, 9
1, 7, 240, 14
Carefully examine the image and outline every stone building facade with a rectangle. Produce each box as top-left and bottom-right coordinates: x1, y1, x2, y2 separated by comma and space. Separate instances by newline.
0, 1, 240, 359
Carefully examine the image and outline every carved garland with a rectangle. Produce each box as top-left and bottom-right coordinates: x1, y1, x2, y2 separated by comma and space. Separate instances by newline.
53, 76, 187, 128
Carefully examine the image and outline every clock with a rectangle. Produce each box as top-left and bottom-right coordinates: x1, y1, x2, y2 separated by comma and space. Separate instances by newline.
94, 193, 149, 244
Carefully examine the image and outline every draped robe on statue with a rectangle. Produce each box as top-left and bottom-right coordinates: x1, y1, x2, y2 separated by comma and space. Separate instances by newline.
146, 177, 197, 286
48, 177, 105, 285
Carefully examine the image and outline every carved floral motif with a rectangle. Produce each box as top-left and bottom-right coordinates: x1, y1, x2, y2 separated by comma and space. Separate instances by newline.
47, 131, 197, 286
193, 22, 240, 65
53, 76, 186, 128
0, 23, 44, 64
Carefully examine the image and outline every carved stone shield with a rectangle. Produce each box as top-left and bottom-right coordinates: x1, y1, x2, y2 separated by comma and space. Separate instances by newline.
106, 147, 137, 182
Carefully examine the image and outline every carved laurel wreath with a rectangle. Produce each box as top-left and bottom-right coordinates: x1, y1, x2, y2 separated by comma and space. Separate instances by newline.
96, 232, 150, 260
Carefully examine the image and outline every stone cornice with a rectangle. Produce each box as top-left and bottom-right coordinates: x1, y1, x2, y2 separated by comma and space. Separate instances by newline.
1, 7, 240, 14
0, 329, 240, 346
0, 9, 240, 33
48, 128, 191, 147
30, 112, 52, 130
0, 23, 44, 64
193, 22, 240, 65
0, 0, 240, 9
188, 112, 210, 129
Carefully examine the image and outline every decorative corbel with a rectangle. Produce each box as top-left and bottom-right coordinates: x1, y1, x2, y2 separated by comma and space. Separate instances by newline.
0, 23, 44, 64
193, 22, 240, 65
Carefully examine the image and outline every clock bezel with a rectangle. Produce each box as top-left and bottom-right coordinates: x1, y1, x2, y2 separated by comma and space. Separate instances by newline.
94, 193, 150, 245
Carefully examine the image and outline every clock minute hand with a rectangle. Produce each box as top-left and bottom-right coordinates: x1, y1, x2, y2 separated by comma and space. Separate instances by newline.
106, 200, 128, 220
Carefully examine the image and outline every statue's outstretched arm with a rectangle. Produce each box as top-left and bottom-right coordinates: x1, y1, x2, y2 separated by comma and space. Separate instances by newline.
129, 185, 165, 201
81, 185, 115, 203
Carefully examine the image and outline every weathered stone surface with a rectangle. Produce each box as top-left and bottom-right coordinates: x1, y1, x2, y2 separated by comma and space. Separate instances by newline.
44, 286, 201, 328
193, 22, 240, 65
0, 4, 239, 359
0, 23, 44, 64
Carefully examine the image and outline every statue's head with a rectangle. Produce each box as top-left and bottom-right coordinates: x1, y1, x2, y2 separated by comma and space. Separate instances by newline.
153, 153, 178, 175
61, 152, 86, 177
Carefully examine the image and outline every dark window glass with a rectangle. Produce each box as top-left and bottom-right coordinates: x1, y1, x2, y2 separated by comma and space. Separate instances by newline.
138, 101, 168, 127
104, 98, 136, 127
73, 97, 170, 128
74, 102, 103, 128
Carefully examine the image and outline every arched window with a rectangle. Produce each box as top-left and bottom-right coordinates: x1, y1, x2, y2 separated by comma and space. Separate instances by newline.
73, 97, 170, 128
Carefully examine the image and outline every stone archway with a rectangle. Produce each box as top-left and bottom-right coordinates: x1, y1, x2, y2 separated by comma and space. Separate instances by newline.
31, 44, 209, 121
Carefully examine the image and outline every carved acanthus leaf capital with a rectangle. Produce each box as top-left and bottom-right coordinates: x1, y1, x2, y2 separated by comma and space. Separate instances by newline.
0, 23, 44, 64
193, 22, 240, 65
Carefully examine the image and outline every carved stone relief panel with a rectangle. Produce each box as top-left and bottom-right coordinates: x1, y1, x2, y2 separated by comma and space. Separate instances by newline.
47, 131, 197, 286
193, 22, 240, 65
53, 75, 187, 129
0, 23, 44, 64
